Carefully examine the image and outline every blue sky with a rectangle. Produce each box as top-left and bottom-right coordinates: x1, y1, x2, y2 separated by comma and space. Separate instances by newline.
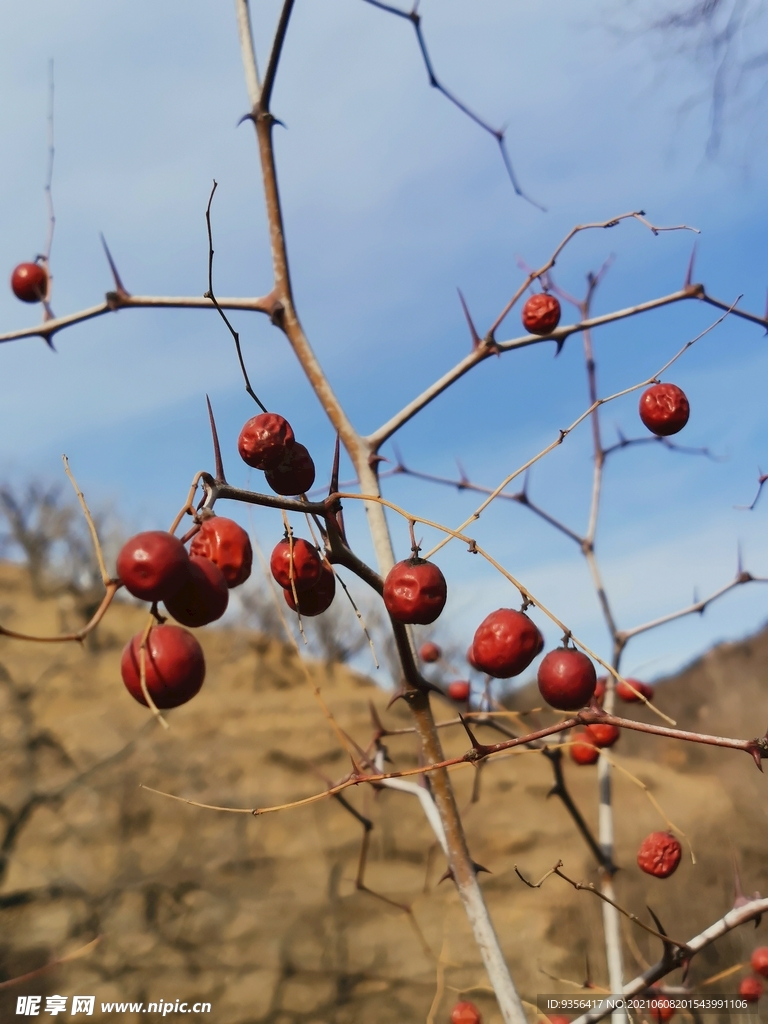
1, 1, 767, 685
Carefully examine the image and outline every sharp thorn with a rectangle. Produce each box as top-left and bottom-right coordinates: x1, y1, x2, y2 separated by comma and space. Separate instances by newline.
684, 242, 697, 288
206, 395, 225, 483
100, 233, 130, 296
457, 288, 481, 349
329, 433, 341, 495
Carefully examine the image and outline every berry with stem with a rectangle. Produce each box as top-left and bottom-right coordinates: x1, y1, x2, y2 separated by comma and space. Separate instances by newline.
265, 442, 316, 495
11, 262, 48, 303
570, 731, 600, 765
270, 537, 323, 592
121, 624, 206, 708
521, 292, 561, 335
117, 531, 190, 603
383, 557, 447, 625
190, 515, 252, 588
283, 564, 336, 616
639, 382, 690, 437
537, 646, 596, 711
471, 608, 543, 679
238, 412, 295, 470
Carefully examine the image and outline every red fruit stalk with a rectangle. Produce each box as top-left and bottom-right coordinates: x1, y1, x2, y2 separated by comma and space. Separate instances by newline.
537, 648, 596, 711
636, 831, 682, 878
521, 293, 561, 335
238, 412, 295, 470
190, 516, 252, 588
270, 537, 322, 592
121, 625, 205, 708
164, 556, 229, 627
117, 531, 190, 603
284, 564, 336, 616
471, 608, 543, 678
638, 383, 690, 437
383, 558, 447, 625
11, 262, 48, 303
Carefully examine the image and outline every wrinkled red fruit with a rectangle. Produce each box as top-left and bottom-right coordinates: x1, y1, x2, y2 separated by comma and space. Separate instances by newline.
585, 723, 620, 748
121, 625, 205, 709
383, 558, 447, 625
617, 677, 654, 703
537, 648, 596, 711
190, 516, 252, 588
284, 564, 336, 616
740, 976, 763, 1003
522, 293, 561, 335
419, 641, 441, 663
451, 1002, 482, 1024
265, 442, 316, 495
117, 531, 190, 603
447, 680, 471, 702
637, 831, 682, 878
11, 262, 48, 303
164, 556, 229, 627
270, 537, 322, 592
238, 412, 295, 471
471, 609, 543, 679
570, 731, 600, 765
751, 948, 768, 978
639, 383, 690, 437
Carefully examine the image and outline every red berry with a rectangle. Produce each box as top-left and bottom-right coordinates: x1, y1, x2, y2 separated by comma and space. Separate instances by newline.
639, 383, 690, 437
117, 531, 190, 603
270, 537, 322, 592
585, 723, 620, 748
284, 564, 336, 616
163, 556, 229, 627
265, 442, 316, 495
637, 831, 682, 878
451, 1002, 481, 1024
522, 293, 561, 335
121, 625, 205, 708
594, 676, 606, 704
11, 262, 48, 303
740, 976, 763, 1003
420, 641, 441, 663
648, 991, 676, 1022
471, 609, 543, 679
616, 677, 654, 702
447, 680, 471, 702
751, 948, 768, 978
238, 412, 295, 470
190, 516, 252, 588
537, 648, 596, 711
570, 731, 600, 765
383, 558, 447, 625
467, 645, 482, 671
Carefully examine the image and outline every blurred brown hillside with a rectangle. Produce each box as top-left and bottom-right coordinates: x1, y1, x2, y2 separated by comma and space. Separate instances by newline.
2, 561, 768, 1024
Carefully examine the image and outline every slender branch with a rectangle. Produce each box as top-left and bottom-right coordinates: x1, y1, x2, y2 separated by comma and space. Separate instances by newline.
0, 292, 277, 346
260, 0, 294, 111
0, 582, 119, 644
617, 570, 768, 642
360, 0, 542, 208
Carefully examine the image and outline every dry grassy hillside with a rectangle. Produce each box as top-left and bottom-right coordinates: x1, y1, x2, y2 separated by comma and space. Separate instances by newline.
1, 561, 767, 1023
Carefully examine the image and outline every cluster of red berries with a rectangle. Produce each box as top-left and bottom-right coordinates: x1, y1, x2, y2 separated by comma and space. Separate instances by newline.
10, 261, 48, 303
117, 517, 252, 709
238, 412, 315, 496
569, 676, 653, 764
520, 294, 690, 438
740, 948, 768, 1003
269, 535, 335, 616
